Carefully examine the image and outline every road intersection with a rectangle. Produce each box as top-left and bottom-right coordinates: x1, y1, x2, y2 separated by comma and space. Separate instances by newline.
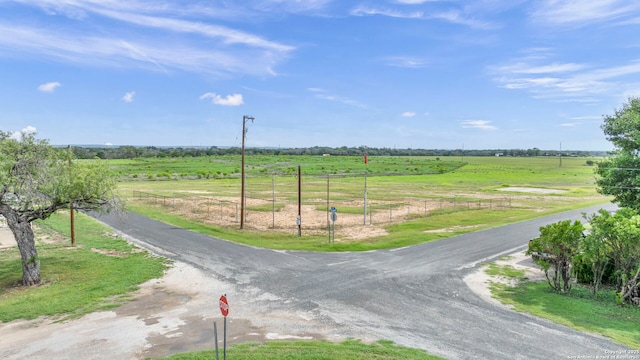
91, 202, 629, 359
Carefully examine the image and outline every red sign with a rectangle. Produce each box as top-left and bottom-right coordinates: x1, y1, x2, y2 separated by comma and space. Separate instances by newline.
363, 153, 368, 164
219, 295, 229, 317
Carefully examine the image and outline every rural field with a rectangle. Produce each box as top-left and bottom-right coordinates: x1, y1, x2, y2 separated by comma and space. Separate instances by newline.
109, 154, 611, 251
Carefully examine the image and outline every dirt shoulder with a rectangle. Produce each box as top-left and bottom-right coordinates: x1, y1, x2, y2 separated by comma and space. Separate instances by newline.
0, 259, 334, 360
463, 250, 545, 308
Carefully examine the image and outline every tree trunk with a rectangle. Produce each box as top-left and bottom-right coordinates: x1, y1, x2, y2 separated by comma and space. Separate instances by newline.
591, 260, 607, 297
2, 207, 40, 286
621, 266, 640, 305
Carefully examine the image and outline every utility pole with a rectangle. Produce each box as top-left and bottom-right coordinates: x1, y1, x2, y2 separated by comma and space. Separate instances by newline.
68, 145, 75, 246
297, 165, 301, 237
363, 152, 368, 225
240, 115, 254, 230
559, 141, 563, 168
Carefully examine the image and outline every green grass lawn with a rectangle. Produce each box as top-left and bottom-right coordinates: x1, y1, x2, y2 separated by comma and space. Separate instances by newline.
156, 339, 444, 360
487, 264, 640, 349
0, 212, 169, 322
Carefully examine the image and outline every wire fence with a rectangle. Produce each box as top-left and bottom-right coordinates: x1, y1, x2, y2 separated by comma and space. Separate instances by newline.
132, 181, 512, 235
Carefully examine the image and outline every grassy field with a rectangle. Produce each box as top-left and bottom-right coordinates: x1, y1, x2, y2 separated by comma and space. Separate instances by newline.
107, 154, 465, 179
110, 155, 611, 251
0, 212, 168, 322
486, 263, 640, 349
110, 154, 600, 186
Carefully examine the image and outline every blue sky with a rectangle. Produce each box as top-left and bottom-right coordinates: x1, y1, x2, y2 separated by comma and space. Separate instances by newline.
2, 1, 640, 151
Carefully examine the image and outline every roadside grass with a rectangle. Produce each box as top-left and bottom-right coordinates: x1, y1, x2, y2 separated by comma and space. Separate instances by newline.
484, 263, 526, 279
0, 212, 168, 322
487, 264, 640, 349
156, 339, 444, 360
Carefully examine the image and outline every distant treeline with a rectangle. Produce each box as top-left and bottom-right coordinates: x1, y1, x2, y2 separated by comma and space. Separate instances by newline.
69, 145, 607, 160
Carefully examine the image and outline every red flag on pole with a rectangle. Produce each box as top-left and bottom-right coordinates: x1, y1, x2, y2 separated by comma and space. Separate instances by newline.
363, 153, 368, 164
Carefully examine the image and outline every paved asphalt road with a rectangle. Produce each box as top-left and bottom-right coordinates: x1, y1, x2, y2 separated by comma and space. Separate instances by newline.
93, 203, 630, 360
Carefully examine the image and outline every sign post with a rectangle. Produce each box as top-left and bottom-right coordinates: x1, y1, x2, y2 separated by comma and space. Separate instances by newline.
330, 207, 337, 243
219, 294, 229, 360
213, 321, 219, 360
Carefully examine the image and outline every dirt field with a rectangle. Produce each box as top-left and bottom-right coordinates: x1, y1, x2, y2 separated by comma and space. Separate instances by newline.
133, 194, 520, 241
131, 186, 583, 242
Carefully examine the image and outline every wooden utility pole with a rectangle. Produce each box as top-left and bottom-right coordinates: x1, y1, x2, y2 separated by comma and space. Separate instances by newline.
68, 145, 75, 246
297, 165, 301, 237
327, 174, 330, 242
363, 152, 368, 225
240, 115, 254, 229
559, 141, 563, 168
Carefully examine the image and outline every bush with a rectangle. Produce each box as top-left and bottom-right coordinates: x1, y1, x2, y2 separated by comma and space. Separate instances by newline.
573, 253, 616, 286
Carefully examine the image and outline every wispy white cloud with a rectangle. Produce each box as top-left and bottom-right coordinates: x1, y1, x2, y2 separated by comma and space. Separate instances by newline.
402, 111, 416, 117
461, 120, 498, 130
351, 5, 494, 29
490, 49, 640, 101
251, 0, 333, 13
430, 10, 495, 29
0, 1, 294, 77
92, 8, 292, 53
560, 122, 581, 127
351, 6, 424, 19
308, 88, 367, 108
122, 91, 135, 103
500, 62, 587, 74
200, 92, 244, 106
38, 81, 61, 92
531, 0, 640, 26
383, 56, 428, 68
0, 22, 286, 76
569, 115, 601, 120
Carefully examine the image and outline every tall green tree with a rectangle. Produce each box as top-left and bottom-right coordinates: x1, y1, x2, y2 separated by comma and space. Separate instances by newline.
581, 209, 616, 296
596, 97, 640, 211
603, 209, 640, 305
0, 131, 118, 285
581, 208, 640, 305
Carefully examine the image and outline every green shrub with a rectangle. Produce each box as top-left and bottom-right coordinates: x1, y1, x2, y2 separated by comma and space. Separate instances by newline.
573, 253, 616, 286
